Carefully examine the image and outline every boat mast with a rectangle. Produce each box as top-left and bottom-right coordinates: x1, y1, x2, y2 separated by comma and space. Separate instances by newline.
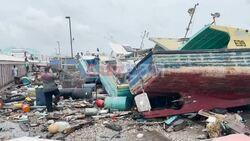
139, 30, 149, 50
210, 12, 220, 25
183, 3, 199, 42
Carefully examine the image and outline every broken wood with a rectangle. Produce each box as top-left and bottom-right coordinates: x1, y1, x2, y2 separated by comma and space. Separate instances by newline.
104, 123, 122, 131
55, 120, 94, 140
198, 109, 250, 136
92, 111, 132, 120
19, 123, 29, 132
63, 120, 94, 135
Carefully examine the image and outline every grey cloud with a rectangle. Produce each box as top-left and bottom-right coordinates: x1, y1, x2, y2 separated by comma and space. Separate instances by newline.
0, 0, 249, 56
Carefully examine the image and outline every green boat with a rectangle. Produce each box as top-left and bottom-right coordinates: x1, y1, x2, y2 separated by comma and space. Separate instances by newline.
99, 58, 133, 97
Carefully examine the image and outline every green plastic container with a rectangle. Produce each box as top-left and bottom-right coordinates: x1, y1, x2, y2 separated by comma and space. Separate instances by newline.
21, 77, 31, 86
104, 96, 131, 110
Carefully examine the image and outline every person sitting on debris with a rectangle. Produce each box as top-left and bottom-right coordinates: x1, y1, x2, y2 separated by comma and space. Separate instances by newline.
41, 66, 60, 112
12, 65, 19, 84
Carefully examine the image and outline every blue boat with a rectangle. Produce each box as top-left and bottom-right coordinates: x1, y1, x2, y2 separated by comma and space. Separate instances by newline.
78, 56, 99, 83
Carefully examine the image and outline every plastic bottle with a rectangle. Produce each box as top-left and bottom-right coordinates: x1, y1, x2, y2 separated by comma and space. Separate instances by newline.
22, 103, 30, 113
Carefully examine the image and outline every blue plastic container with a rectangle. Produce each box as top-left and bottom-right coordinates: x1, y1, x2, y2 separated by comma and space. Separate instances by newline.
36, 87, 46, 106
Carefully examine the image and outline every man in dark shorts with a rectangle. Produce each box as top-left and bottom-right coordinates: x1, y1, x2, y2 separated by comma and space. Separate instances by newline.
41, 67, 60, 112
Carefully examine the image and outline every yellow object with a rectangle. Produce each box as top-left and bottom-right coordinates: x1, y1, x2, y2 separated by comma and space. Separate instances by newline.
150, 38, 184, 50
210, 25, 250, 49
25, 97, 32, 102
13, 103, 22, 109
48, 124, 59, 134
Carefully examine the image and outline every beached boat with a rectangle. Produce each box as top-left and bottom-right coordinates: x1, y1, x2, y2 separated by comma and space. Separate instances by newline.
129, 25, 250, 118
78, 55, 99, 83
98, 43, 137, 97
99, 59, 133, 97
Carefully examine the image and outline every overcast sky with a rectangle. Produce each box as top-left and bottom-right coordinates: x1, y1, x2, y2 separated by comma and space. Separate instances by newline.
0, 0, 250, 56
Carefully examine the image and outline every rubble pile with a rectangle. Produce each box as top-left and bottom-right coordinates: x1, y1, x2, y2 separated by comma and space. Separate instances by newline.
1, 72, 250, 141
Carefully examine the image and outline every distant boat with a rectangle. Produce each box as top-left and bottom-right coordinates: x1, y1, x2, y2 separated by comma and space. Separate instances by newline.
129, 25, 250, 118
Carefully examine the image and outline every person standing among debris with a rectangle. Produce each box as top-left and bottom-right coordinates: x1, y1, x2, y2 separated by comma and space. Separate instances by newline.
25, 57, 29, 75
80, 52, 84, 58
75, 52, 80, 60
41, 66, 60, 112
96, 48, 100, 58
12, 65, 19, 84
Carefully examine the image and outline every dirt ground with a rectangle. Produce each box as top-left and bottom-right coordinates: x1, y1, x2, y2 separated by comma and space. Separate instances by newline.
0, 116, 205, 141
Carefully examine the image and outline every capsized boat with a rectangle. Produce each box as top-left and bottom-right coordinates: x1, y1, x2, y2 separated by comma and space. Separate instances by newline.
129, 25, 250, 118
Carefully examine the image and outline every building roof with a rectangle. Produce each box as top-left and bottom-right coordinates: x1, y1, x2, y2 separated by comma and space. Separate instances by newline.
0, 54, 24, 62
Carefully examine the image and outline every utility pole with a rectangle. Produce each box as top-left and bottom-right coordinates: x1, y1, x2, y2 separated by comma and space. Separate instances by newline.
57, 41, 61, 57
183, 3, 199, 42
57, 41, 62, 69
65, 16, 74, 58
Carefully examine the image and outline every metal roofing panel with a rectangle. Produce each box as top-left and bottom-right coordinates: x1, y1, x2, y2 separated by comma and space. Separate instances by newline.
0, 54, 24, 62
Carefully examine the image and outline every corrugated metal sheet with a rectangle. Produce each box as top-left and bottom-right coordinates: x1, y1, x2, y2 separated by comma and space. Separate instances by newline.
0, 54, 26, 89
0, 63, 26, 88
0, 54, 24, 62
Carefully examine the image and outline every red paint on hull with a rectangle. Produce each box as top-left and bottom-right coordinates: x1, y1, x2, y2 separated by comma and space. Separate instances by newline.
133, 71, 250, 118
144, 94, 250, 118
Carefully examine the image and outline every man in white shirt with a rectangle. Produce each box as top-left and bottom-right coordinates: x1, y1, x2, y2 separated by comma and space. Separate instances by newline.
12, 65, 19, 84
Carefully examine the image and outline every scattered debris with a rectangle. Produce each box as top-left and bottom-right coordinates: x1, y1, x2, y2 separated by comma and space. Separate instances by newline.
48, 124, 59, 134
196, 134, 207, 140
136, 133, 144, 138
198, 109, 250, 138
165, 116, 180, 125
104, 122, 123, 131
2, 68, 250, 141
84, 108, 98, 116
8, 136, 57, 141
171, 119, 188, 132
96, 99, 104, 108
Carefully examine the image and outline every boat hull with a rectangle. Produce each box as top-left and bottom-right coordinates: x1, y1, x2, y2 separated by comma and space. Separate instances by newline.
129, 49, 250, 118
99, 61, 132, 97
78, 58, 99, 83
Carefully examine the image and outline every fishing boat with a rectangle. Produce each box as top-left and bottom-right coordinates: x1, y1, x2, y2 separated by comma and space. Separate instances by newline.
129, 25, 250, 118
78, 54, 99, 83
98, 58, 133, 97
98, 43, 137, 97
